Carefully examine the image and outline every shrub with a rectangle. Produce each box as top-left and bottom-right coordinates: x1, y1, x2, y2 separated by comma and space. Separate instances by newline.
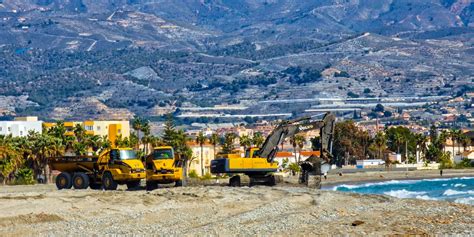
454, 158, 473, 169
14, 167, 35, 185
188, 170, 198, 178
200, 173, 213, 180
439, 152, 453, 169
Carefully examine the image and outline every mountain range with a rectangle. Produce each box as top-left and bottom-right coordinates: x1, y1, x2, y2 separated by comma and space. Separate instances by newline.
0, 0, 472, 120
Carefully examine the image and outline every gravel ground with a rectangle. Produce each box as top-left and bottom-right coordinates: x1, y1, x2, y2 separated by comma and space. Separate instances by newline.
0, 178, 473, 236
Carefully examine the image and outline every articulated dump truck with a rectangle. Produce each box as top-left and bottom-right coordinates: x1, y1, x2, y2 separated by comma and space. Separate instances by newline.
145, 146, 183, 190
50, 148, 146, 190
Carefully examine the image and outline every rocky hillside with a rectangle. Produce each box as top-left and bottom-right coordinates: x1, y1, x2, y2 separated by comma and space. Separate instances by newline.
0, 0, 472, 120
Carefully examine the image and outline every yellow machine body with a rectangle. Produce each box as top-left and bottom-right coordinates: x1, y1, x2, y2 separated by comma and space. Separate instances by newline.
145, 146, 183, 185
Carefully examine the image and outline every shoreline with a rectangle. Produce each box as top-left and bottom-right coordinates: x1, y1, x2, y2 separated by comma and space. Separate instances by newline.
317, 168, 474, 189
322, 173, 474, 189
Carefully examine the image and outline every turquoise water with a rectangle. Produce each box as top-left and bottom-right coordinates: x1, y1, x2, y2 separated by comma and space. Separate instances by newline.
331, 177, 474, 205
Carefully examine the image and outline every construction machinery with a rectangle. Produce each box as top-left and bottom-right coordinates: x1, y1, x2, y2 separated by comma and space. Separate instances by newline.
211, 112, 336, 187
145, 146, 183, 190
299, 113, 336, 188
50, 148, 146, 190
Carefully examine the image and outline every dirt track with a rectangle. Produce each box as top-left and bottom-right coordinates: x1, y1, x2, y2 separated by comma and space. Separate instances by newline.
0, 181, 473, 236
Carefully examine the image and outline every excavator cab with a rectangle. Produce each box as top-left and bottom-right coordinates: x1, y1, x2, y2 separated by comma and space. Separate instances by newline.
245, 148, 259, 158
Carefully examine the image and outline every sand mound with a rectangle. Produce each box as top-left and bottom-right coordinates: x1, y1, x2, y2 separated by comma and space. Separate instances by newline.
0, 213, 63, 227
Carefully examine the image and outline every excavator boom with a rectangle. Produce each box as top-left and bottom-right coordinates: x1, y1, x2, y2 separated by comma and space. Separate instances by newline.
257, 112, 336, 163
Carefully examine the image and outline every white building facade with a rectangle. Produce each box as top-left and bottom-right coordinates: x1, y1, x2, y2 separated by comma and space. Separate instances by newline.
0, 117, 43, 137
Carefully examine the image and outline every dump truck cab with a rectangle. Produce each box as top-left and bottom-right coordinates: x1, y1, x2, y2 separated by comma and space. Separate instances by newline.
145, 146, 183, 190
98, 148, 145, 189
50, 148, 146, 190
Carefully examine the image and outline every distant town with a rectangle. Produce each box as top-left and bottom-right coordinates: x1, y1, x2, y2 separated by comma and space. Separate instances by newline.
1, 90, 473, 181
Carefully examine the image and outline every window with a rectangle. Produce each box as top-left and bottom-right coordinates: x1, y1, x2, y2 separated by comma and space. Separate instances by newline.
97, 126, 101, 131
85, 125, 93, 131
118, 129, 121, 134
7, 127, 10, 132
20, 131, 23, 136
0, 127, 2, 132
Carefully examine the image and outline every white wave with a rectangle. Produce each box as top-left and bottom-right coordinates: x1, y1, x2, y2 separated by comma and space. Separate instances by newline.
334, 179, 419, 190
442, 184, 448, 187
443, 189, 474, 196
453, 183, 467, 188
416, 195, 437, 201
384, 189, 428, 199
454, 197, 474, 205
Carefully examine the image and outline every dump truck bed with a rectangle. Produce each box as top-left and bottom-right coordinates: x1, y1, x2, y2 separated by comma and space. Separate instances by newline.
49, 156, 99, 173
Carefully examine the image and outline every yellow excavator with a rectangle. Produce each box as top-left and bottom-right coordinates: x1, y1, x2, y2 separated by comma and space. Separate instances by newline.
145, 146, 183, 190
50, 148, 146, 190
211, 112, 336, 187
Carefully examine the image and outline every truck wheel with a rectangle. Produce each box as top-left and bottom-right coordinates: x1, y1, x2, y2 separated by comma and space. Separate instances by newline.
73, 173, 90, 189
126, 181, 141, 190
56, 172, 72, 190
175, 180, 183, 187
229, 175, 241, 187
89, 182, 102, 190
102, 172, 118, 190
146, 181, 158, 191
267, 175, 276, 186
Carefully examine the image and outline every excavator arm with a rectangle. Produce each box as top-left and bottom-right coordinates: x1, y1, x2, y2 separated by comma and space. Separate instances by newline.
256, 112, 336, 163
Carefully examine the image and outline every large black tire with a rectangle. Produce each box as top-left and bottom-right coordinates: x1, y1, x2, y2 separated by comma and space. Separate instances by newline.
175, 180, 183, 187
229, 175, 241, 187
102, 172, 118, 190
89, 182, 102, 190
56, 172, 72, 190
126, 181, 141, 190
267, 175, 276, 186
146, 181, 158, 191
73, 173, 90, 189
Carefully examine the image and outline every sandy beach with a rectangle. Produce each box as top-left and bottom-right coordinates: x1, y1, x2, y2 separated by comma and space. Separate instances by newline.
0, 169, 473, 236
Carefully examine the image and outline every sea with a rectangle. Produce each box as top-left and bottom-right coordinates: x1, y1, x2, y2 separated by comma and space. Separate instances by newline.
330, 177, 474, 205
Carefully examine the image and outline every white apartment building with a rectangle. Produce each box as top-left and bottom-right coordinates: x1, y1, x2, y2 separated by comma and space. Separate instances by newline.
0, 116, 43, 137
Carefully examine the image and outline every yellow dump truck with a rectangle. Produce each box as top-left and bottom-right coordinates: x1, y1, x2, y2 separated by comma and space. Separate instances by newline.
50, 148, 146, 190
145, 146, 183, 190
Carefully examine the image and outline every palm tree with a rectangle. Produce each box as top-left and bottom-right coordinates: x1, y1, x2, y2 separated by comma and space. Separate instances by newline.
456, 132, 467, 155
289, 136, 297, 163
373, 132, 387, 161
294, 135, 305, 163
415, 133, 428, 163
449, 129, 461, 158
0, 143, 23, 184
222, 133, 237, 154
439, 130, 449, 152
252, 132, 265, 148
196, 132, 207, 176
209, 133, 219, 158
393, 133, 403, 154
132, 116, 150, 151
239, 135, 252, 152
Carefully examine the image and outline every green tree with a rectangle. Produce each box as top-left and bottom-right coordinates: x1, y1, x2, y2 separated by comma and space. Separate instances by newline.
239, 135, 252, 151
209, 133, 219, 158
252, 132, 265, 148
222, 133, 237, 154
372, 131, 387, 161
294, 135, 305, 163
333, 120, 370, 162
132, 116, 150, 152
0, 142, 23, 184
415, 133, 428, 162
196, 132, 207, 176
